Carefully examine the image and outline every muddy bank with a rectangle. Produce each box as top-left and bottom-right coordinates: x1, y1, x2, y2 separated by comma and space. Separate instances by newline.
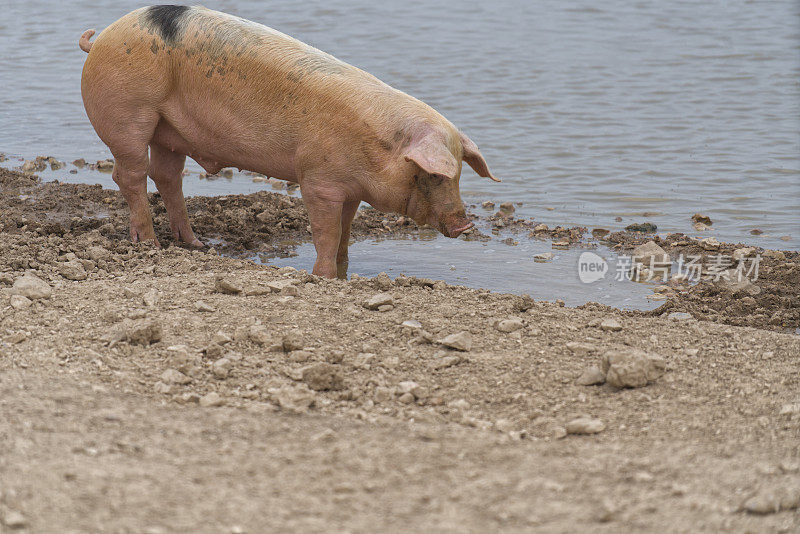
1, 167, 800, 531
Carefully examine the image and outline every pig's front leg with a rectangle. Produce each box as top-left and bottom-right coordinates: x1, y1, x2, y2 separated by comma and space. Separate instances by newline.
336, 200, 360, 279
301, 187, 343, 278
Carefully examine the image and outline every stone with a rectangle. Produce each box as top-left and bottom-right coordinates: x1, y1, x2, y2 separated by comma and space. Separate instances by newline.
401, 319, 423, 329
212, 331, 232, 345
142, 288, 159, 307
161, 368, 191, 385
214, 276, 242, 294
195, 300, 215, 312
270, 385, 315, 413
699, 237, 720, 250
742, 486, 800, 515
533, 252, 555, 262
204, 343, 224, 359
281, 285, 299, 297
59, 260, 87, 281
625, 222, 657, 233
432, 355, 462, 370
11, 273, 52, 299
499, 202, 515, 215
377, 304, 394, 312
199, 391, 225, 407
86, 245, 111, 262
533, 223, 549, 232
439, 331, 472, 351
363, 292, 394, 310
602, 348, 666, 388
763, 250, 785, 260
282, 330, 304, 352
302, 363, 344, 391
288, 350, 313, 363
732, 247, 756, 262
566, 342, 597, 356
691, 213, 712, 225
212, 358, 233, 379
631, 240, 670, 266
576, 366, 606, 386
397, 392, 415, 404
248, 325, 271, 345
668, 312, 693, 321
397, 380, 427, 399
495, 318, 524, 333
481, 200, 495, 209
266, 279, 295, 293
3, 510, 28, 529
591, 228, 610, 238
153, 381, 173, 394
599, 318, 623, 332
10, 295, 32, 309
692, 222, 710, 231
552, 240, 570, 249
565, 417, 605, 435
126, 319, 163, 346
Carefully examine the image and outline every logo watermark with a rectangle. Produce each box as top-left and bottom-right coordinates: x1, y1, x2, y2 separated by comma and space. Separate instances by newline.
578, 252, 761, 284
577, 252, 609, 284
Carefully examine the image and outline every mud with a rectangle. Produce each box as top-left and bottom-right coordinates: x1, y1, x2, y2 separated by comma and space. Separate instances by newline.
1, 167, 799, 532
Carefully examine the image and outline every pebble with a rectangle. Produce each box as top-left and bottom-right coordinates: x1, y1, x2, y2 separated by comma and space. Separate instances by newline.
195, 300, 215, 312
591, 228, 610, 238
481, 200, 495, 209
401, 319, 422, 329
668, 312, 693, 321
59, 260, 88, 281
565, 417, 605, 435
3, 510, 28, 529
397, 392, 415, 404
282, 330, 305, 352
212, 331, 232, 345
632, 240, 670, 266
142, 288, 159, 307
363, 292, 394, 310
266, 279, 295, 293
576, 366, 606, 386
126, 319, 163, 346
248, 325, 272, 345
566, 342, 597, 356
602, 348, 666, 388
499, 202, 515, 215
533, 252, 555, 262
214, 276, 243, 294
153, 382, 173, 394
439, 331, 472, 351
432, 355, 462, 370
625, 222, 657, 233
288, 350, 313, 363
212, 358, 233, 379
495, 317, 524, 333
10, 294, 32, 309
204, 343, 224, 359
161, 368, 191, 385
11, 273, 52, 299
199, 391, 225, 407
270, 385, 315, 413
599, 318, 623, 332
302, 363, 344, 390
377, 304, 394, 312
533, 223, 549, 232
732, 247, 756, 262
691, 213, 712, 225
742, 486, 800, 514
552, 240, 570, 249
397, 380, 427, 400
699, 237, 720, 250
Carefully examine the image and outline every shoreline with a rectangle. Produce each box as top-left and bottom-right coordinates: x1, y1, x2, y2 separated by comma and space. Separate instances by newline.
1, 167, 799, 531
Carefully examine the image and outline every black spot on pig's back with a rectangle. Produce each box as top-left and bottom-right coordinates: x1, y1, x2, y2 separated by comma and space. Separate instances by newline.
144, 5, 190, 45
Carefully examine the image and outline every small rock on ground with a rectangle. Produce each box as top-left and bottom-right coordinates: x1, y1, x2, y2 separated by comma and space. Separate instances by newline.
602, 348, 666, 388
302, 363, 344, 391
600, 318, 623, 332
439, 331, 472, 351
363, 292, 394, 310
11, 274, 52, 299
214, 276, 243, 294
576, 366, 606, 386
199, 391, 225, 407
566, 417, 605, 435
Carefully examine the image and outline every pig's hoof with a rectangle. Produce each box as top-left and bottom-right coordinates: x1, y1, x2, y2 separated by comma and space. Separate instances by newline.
186, 238, 204, 248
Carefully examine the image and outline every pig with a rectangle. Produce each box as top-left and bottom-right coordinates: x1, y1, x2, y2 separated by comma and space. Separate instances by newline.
79, 5, 498, 278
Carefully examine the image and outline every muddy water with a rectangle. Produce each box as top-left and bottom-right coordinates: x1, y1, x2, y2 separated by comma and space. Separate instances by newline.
1, 0, 798, 302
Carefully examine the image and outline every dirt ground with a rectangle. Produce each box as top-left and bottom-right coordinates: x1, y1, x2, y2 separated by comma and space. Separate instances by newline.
1, 167, 799, 533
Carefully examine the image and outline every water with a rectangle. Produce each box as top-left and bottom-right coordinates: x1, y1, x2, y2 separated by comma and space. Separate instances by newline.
1, 0, 798, 305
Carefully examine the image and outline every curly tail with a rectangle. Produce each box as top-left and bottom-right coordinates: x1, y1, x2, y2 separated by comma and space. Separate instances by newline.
79, 29, 96, 53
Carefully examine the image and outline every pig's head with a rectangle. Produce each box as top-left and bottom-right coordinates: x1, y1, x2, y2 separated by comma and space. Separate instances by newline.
401, 130, 499, 238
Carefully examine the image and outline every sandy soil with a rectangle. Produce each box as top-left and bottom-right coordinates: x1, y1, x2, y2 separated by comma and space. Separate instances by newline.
1, 168, 799, 533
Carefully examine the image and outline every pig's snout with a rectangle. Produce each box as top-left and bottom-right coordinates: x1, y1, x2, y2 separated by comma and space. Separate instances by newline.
441, 219, 474, 238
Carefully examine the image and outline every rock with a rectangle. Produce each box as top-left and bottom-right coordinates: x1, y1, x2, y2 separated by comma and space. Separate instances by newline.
167, 345, 199, 374
552, 240, 570, 249
565, 417, 605, 435
161, 368, 191, 385
625, 222, 657, 233
288, 350, 312, 363
499, 202, 515, 215
58, 260, 87, 281
602, 348, 666, 388
266, 279, 295, 293
631, 240, 670, 266
732, 247, 756, 262
377, 304, 394, 312
195, 300, 215, 312
691, 213, 712, 225
481, 200, 495, 209
532, 223, 549, 232
566, 342, 597, 356
126, 319, 163, 346
3, 510, 28, 529
495, 317, 524, 333
432, 355, 462, 370
212, 357, 233, 378
72, 158, 86, 168
533, 252, 555, 262
363, 292, 393, 310
693, 222, 710, 231
591, 228, 610, 238
699, 237, 720, 250
599, 318, 623, 332
214, 276, 242, 294
248, 325, 271, 345
763, 250, 785, 261
401, 319, 422, 329
270, 385, 315, 413
439, 331, 472, 351
397, 381, 427, 399
9, 295, 32, 309
742, 486, 800, 514
203, 342, 224, 359
11, 273, 52, 299
668, 312, 693, 321
142, 288, 159, 307
86, 245, 111, 262
0, 273, 13, 286
153, 381, 173, 394
96, 158, 114, 170
281, 285, 299, 297
212, 331, 232, 345
199, 391, 225, 407
398, 392, 415, 404
374, 386, 394, 402
576, 366, 606, 386
282, 330, 304, 352
302, 363, 344, 391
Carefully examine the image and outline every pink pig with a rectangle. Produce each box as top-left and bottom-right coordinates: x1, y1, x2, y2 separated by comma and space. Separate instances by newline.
79, 6, 498, 277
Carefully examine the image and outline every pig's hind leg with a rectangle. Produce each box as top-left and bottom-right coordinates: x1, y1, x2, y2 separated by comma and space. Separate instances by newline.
148, 143, 203, 247
336, 200, 360, 278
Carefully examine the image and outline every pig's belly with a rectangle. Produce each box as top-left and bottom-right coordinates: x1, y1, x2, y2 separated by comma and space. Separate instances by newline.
151, 110, 298, 182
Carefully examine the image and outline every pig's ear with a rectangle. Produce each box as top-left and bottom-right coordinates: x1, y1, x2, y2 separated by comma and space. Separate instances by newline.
403, 136, 459, 179
460, 132, 500, 182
